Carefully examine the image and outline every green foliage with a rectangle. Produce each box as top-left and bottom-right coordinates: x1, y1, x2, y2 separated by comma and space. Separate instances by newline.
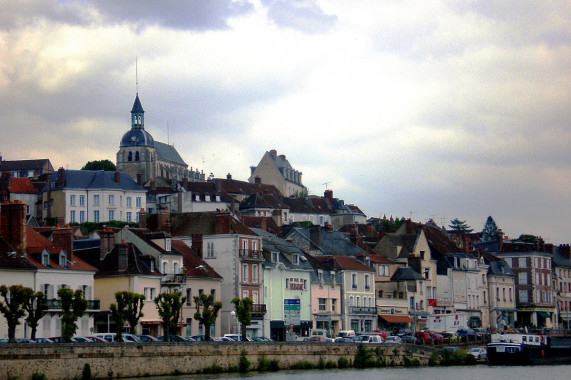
231, 297, 253, 342
353, 344, 372, 368
257, 355, 280, 371
31, 371, 47, 380
428, 351, 440, 366
82, 363, 92, 380
517, 234, 538, 243
81, 159, 116, 171
439, 348, 474, 366
448, 218, 473, 234
170, 369, 183, 376
290, 221, 314, 227
24, 290, 48, 340
200, 364, 224, 374
59, 288, 88, 342
193, 293, 222, 341
0, 285, 30, 342
154, 292, 186, 340
402, 355, 420, 367
337, 357, 350, 369
481, 216, 499, 242
238, 349, 251, 373
110, 291, 145, 339
290, 361, 315, 369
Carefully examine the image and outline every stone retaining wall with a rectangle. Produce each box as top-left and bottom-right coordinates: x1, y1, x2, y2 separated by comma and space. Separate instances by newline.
0, 342, 433, 380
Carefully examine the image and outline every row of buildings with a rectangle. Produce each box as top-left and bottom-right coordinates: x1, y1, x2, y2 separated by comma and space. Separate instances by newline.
1, 93, 569, 340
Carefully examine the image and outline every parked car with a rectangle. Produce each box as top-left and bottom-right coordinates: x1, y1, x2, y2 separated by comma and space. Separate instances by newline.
308, 336, 333, 343
334, 337, 354, 343
14, 338, 36, 343
467, 347, 487, 360
354, 335, 384, 344
337, 330, 356, 339
49, 337, 78, 343
217, 336, 234, 342
384, 336, 403, 344
73, 337, 93, 343
397, 328, 413, 337
429, 333, 444, 345
32, 338, 54, 344
370, 330, 388, 339
414, 331, 433, 345
456, 328, 476, 342
137, 335, 159, 342
401, 334, 416, 344
441, 331, 459, 343
156, 335, 192, 342
190, 335, 216, 341
223, 334, 252, 342
94, 333, 140, 343
85, 336, 108, 343
472, 328, 489, 340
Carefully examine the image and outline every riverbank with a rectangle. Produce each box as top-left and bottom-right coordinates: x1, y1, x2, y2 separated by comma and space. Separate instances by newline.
0, 342, 439, 379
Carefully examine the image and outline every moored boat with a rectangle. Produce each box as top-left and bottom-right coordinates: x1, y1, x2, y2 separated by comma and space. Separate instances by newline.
487, 333, 571, 365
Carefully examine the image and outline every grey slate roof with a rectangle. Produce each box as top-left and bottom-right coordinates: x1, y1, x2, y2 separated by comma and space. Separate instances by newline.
391, 267, 425, 281
131, 94, 145, 113
155, 141, 187, 166
488, 260, 515, 277
552, 246, 571, 269
48, 170, 145, 192
291, 227, 368, 257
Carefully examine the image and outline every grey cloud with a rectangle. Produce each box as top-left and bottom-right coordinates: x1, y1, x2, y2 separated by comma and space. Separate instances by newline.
0, 0, 254, 32
262, 0, 337, 33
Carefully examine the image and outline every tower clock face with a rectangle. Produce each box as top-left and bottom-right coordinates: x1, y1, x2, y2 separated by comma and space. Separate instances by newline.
131, 136, 136, 142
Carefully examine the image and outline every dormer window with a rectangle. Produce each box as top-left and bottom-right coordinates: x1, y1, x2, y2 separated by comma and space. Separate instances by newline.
318, 269, 323, 283
271, 252, 279, 263
293, 254, 299, 265
41, 251, 50, 267
59, 252, 67, 268
165, 238, 171, 252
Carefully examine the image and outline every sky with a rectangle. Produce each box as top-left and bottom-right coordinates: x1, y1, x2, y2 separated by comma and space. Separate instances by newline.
1, 0, 570, 243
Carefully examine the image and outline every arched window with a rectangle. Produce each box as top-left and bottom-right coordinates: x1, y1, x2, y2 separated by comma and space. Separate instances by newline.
128, 151, 132, 162
135, 151, 140, 161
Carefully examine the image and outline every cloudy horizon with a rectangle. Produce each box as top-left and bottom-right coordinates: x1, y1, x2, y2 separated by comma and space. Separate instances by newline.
1, 0, 569, 243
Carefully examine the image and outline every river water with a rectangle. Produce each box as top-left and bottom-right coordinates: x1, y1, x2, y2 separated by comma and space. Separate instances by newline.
144, 364, 571, 380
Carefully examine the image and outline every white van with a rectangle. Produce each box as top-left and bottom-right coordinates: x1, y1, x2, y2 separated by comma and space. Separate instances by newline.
354, 335, 383, 344
94, 333, 140, 343
337, 330, 356, 338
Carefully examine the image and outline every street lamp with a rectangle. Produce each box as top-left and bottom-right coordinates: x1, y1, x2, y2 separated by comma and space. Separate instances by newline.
230, 311, 236, 334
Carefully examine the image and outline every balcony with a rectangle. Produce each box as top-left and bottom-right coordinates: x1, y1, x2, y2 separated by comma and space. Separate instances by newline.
348, 306, 377, 315
46, 299, 100, 310
251, 304, 266, 317
161, 274, 186, 285
239, 249, 264, 261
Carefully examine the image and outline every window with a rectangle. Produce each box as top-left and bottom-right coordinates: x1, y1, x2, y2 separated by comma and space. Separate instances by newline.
126, 197, 132, 208
293, 254, 299, 265
519, 290, 528, 303
482, 274, 486, 284
136, 197, 142, 208
186, 288, 191, 305
93, 195, 99, 206
252, 264, 258, 283
271, 251, 278, 263
144, 287, 156, 301
318, 298, 326, 311
518, 272, 527, 285
79, 195, 85, 206
509, 288, 512, 302
70, 195, 76, 206
80, 211, 85, 223
206, 242, 214, 258
519, 258, 526, 267
59, 252, 66, 268
424, 267, 430, 280
483, 291, 487, 304
109, 210, 114, 221
163, 262, 168, 274
93, 210, 99, 223
243, 264, 248, 282
41, 251, 50, 267
318, 269, 323, 282
365, 275, 370, 290
352, 274, 357, 289
504, 258, 512, 267
126, 212, 132, 222
332, 299, 337, 312
166, 238, 171, 252
503, 288, 506, 301
70, 210, 76, 223
535, 272, 540, 285
173, 262, 178, 274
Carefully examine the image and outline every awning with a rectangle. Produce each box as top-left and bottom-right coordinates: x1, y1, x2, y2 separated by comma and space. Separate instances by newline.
538, 312, 551, 319
379, 315, 414, 323
140, 321, 161, 325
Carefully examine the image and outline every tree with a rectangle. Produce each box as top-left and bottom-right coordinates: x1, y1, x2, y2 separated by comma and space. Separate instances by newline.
23, 290, 48, 340
193, 293, 222, 341
481, 216, 499, 242
154, 292, 186, 341
517, 234, 538, 243
109, 292, 127, 342
58, 288, 88, 342
124, 293, 145, 335
231, 297, 253, 342
0, 285, 30, 342
81, 159, 116, 171
448, 218, 473, 235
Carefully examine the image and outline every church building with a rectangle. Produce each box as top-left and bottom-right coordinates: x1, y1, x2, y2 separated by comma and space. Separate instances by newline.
116, 94, 205, 186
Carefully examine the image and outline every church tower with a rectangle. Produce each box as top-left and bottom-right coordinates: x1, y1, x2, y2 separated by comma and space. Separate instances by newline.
116, 94, 157, 184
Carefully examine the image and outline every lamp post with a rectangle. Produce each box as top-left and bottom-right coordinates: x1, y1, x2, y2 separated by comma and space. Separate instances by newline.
230, 311, 236, 334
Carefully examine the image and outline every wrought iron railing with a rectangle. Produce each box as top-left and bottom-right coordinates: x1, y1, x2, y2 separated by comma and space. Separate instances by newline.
46, 299, 100, 310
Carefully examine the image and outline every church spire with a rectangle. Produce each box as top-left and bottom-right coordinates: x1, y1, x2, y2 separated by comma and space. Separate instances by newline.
131, 94, 145, 130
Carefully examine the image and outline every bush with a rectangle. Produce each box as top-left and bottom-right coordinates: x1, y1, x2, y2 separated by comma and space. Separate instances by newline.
337, 357, 350, 369
239, 349, 251, 373
428, 352, 439, 366
31, 372, 47, 380
257, 355, 280, 371
354, 344, 372, 368
82, 363, 92, 380
290, 361, 315, 369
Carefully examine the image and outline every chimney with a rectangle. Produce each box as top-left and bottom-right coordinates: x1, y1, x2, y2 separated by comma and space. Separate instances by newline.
406, 218, 412, 234
279, 154, 286, 161
191, 234, 203, 258
559, 244, 571, 259
138, 209, 147, 228
214, 212, 231, 234
324, 190, 333, 202
463, 236, 470, 255
57, 167, 65, 187
157, 208, 170, 234
46, 173, 52, 219
497, 229, 505, 251
309, 225, 321, 247
99, 228, 115, 260
544, 243, 554, 254
254, 176, 262, 184
1, 171, 11, 193
260, 217, 267, 231
114, 171, 120, 184
271, 208, 282, 228
269, 149, 277, 159
0, 201, 27, 253
378, 229, 385, 240
136, 171, 142, 186
227, 173, 232, 180
150, 179, 156, 191
118, 243, 128, 271
367, 223, 373, 235
52, 226, 74, 263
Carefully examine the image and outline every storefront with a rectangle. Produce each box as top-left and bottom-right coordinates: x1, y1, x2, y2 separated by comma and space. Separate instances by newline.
378, 314, 414, 332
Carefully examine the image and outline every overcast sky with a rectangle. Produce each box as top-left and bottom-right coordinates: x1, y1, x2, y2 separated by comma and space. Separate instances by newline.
1, 0, 569, 243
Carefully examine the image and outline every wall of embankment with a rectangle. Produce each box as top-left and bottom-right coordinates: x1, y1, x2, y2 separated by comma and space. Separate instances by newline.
0, 342, 437, 380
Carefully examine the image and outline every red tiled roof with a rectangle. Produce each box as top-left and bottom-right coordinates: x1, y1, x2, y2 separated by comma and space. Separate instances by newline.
171, 240, 222, 279
8, 178, 37, 193
370, 253, 394, 264
316, 255, 374, 272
